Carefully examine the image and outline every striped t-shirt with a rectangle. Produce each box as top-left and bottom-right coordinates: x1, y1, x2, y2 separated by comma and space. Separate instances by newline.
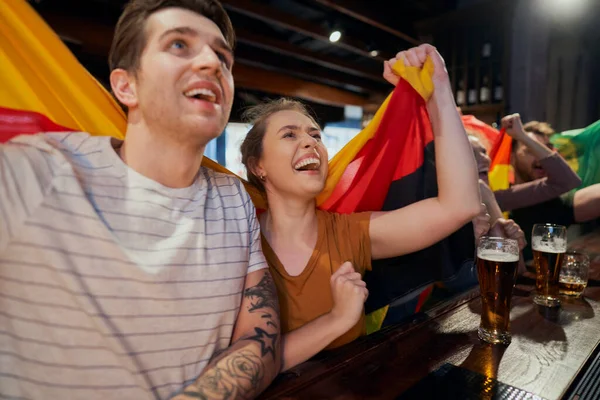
0, 132, 267, 399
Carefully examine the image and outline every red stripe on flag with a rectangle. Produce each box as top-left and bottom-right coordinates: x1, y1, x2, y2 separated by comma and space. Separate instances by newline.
0, 106, 74, 143
320, 79, 433, 213
414, 285, 433, 313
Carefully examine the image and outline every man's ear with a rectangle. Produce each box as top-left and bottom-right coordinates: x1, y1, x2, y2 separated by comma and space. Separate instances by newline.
110, 68, 138, 109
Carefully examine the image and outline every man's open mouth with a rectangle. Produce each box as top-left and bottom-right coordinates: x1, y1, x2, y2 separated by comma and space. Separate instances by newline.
184, 88, 218, 104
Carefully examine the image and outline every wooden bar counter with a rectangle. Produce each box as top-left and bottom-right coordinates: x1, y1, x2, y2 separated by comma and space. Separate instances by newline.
260, 230, 600, 400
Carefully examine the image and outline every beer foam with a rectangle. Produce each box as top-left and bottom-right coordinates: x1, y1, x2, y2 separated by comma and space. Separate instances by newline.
531, 237, 566, 253
477, 250, 519, 263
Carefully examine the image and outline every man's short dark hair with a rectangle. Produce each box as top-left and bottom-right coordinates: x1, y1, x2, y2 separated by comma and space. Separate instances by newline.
109, 0, 235, 74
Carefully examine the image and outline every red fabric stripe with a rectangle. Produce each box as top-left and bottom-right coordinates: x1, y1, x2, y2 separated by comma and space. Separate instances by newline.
0, 107, 74, 143
414, 285, 433, 313
321, 79, 433, 213
462, 114, 503, 159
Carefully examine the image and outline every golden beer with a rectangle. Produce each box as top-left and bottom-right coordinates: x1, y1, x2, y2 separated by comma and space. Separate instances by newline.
476, 237, 519, 345
532, 224, 567, 307
533, 247, 565, 306
558, 251, 590, 298
559, 277, 587, 297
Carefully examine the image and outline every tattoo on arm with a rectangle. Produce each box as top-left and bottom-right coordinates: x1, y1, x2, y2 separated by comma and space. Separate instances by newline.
244, 273, 280, 315
247, 327, 278, 359
243, 273, 280, 360
180, 350, 265, 400
178, 273, 281, 399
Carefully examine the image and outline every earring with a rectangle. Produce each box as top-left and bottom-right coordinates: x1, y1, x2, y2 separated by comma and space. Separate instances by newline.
260, 174, 266, 181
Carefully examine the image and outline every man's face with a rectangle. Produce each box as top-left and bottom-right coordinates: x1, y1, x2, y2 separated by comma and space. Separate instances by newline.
513, 132, 554, 182
122, 8, 234, 146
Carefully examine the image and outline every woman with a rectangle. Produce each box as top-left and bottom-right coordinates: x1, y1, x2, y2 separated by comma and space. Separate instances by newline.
240, 44, 481, 370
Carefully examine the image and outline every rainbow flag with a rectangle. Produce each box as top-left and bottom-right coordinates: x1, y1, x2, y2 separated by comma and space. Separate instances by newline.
1, 0, 476, 334
551, 119, 600, 191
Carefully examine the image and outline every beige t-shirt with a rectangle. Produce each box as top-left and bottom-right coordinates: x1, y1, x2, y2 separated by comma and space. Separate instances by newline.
0, 132, 266, 399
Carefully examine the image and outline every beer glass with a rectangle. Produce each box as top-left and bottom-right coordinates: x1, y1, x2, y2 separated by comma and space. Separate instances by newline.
476, 237, 520, 345
559, 250, 590, 297
532, 224, 567, 307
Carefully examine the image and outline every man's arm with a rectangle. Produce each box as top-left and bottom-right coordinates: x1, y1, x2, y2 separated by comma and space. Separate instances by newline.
174, 269, 281, 400
493, 114, 581, 211
573, 183, 600, 223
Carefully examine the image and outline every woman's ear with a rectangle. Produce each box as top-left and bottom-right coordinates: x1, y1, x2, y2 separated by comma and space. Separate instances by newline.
249, 157, 266, 181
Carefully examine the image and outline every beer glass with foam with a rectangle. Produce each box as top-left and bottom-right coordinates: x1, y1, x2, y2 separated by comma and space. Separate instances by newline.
532, 224, 567, 307
476, 237, 520, 345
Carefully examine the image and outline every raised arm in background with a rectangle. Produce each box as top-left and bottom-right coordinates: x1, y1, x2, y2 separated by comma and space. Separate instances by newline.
493, 114, 581, 212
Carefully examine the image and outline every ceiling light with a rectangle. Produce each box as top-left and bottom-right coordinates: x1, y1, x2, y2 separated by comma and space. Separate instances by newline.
370, 50, 379, 57
329, 30, 341, 43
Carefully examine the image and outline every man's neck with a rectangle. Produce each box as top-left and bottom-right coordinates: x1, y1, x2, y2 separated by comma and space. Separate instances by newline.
119, 123, 206, 189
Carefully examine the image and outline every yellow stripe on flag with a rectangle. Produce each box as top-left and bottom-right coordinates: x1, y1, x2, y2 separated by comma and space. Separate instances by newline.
0, 1, 268, 208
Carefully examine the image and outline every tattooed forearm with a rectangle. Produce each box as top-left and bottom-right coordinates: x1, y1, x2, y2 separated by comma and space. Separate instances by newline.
174, 349, 265, 400
173, 272, 281, 400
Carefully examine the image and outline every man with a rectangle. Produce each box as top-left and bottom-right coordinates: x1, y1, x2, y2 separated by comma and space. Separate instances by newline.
500, 118, 600, 260
0, 1, 281, 399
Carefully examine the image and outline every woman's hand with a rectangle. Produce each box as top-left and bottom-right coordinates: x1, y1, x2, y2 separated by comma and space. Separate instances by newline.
383, 44, 449, 90
328, 262, 368, 333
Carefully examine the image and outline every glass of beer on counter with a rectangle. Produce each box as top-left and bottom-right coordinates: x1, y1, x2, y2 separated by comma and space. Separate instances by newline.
532, 224, 567, 307
476, 236, 520, 345
559, 250, 590, 297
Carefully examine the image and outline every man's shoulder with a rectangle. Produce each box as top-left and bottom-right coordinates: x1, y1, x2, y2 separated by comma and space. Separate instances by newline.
6, 131, 101, 157
201, 166, 246, 195
3, 132, 112, 182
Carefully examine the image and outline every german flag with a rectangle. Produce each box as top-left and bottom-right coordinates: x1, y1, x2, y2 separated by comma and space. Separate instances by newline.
2, 0, 476, 333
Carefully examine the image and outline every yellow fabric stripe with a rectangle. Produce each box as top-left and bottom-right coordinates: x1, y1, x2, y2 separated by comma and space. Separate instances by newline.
392, 57, 435, 100
0, 0, 126, 138
488, 164, 512, 192
0, 1, 268, 208
316, 58, 435, 206
365, 305, 389, 334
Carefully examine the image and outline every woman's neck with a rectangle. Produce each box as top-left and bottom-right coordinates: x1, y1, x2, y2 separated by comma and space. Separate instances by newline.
261, 194, 318, 246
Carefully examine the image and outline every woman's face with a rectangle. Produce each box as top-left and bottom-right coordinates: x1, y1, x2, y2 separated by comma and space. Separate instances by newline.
256, 110, 329, 200
469, 136, 491, 180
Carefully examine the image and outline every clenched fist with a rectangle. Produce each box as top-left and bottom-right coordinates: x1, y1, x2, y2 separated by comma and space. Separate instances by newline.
501, 113, 527, 141
328, 262, 369, 333
383, 44, 449, 90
